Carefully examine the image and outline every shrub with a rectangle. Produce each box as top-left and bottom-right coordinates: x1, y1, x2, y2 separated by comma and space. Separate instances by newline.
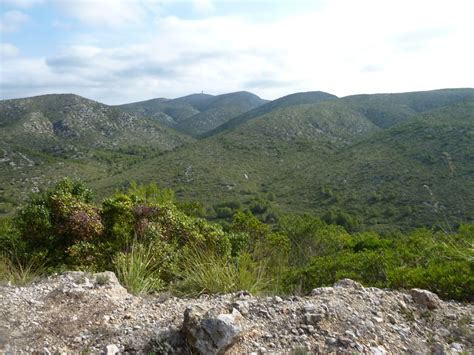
15, 178, 102, 267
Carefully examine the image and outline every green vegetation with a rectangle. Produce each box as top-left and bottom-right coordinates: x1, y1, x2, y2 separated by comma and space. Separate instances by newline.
99, 90, 474, 232
1, 88, 473, 233
0, 179, 472, 301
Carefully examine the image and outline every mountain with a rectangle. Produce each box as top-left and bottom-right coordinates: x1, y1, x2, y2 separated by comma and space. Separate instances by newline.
1, 88, 473, 231
117, 91, 268, 136
205, 91, 337, 136
92, 97, 380, 214
292, 99, 474, 231
0, 93, 192, 213
340, 88, 474, 128
96, 88, 474, 231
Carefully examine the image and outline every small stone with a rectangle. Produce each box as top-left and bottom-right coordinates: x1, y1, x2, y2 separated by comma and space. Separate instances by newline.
304, 313, 322, 325
326, 337, 337, 346
104, 344, 120, 355
338, 336, 351, 347
235, 290, 252, 299
432, 343, 446, 355
355, 343, 364, 352
232, 300, 249, 316
345, 330, 356, 338
450, 342, 463, 351
446, 313, 457, 320
365, 320, 375, 328
437, 327, 450, 337
372, 316, 383, 323
398, 300, 408, 310
371, 346, 387, 355
274, 296, 283, 303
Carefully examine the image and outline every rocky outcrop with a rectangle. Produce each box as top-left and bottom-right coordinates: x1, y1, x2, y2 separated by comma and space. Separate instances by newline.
0, 272, 472, 354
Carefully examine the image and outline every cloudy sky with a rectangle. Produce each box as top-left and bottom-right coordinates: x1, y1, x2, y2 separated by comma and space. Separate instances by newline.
0, 0, 473, 104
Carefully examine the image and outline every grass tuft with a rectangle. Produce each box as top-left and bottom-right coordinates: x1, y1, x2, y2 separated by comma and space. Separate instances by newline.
113, 241, 164, 295
0, 254, 43, 286
174, 247, 269, 296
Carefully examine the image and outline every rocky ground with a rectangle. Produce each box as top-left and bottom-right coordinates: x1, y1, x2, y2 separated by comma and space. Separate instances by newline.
0, 271, 472, 354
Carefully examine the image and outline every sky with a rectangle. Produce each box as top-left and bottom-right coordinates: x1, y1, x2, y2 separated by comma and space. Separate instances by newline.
0, 0, 473, 104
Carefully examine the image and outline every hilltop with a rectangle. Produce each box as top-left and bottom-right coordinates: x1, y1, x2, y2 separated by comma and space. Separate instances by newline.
117, 91, 268, 136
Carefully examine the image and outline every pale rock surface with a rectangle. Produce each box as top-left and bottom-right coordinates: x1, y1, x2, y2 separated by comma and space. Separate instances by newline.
0, 272, 472, 354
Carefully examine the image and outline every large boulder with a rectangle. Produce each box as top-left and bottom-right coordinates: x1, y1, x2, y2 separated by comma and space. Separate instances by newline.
182, 305, 243, 354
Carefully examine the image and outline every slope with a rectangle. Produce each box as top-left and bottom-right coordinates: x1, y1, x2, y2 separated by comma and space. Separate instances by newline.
0, 94, 192, 214
205, 91, 337, 137
298, 100, 474, 231
95, 91, 474, 231
94, 99, 378, 211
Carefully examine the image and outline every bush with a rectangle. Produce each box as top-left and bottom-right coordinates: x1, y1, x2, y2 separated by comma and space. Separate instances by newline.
14, 178, 102, 267
5, 178, 473, 301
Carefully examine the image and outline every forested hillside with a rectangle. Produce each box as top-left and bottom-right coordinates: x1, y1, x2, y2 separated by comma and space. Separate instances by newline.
1, 88, 473, 232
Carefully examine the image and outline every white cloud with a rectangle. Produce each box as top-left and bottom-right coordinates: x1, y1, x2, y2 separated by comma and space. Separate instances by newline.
0, 43, 19, 57
0, 10, 29, 33
1, 0, 44, 9
1, 0, 473, 103
55, 0, 162, 28
192, 0, 215, 13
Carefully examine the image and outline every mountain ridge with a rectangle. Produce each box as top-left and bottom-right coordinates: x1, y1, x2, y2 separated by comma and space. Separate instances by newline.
117, 91, 268, 136
1, 88, 473, 231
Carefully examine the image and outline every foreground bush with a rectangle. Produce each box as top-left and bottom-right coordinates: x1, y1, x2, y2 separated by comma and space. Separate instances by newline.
0, 179, 472, 301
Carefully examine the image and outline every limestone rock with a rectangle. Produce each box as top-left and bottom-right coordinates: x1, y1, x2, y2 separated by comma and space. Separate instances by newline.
103, 344, 120, 355
409, 288, 441, 310
182, 305, 243, 354
334, 278, 364, 290
1, 272, 472, 354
